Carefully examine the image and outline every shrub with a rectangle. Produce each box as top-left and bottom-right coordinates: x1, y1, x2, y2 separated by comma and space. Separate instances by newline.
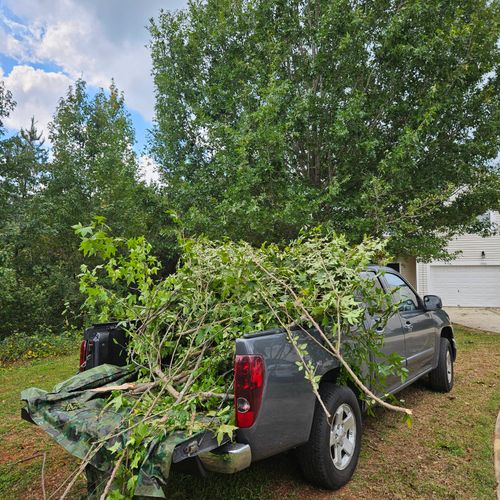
0, 329, 80, 366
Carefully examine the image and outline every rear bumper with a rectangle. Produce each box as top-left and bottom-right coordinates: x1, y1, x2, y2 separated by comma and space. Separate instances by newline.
199, 443, 252, 474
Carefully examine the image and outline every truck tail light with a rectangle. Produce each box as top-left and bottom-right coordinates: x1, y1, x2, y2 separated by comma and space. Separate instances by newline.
234, 355, 265, 428
79, 340, 87, 371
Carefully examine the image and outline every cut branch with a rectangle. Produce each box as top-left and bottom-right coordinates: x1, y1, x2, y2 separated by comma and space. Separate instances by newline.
252, 257, 412, 416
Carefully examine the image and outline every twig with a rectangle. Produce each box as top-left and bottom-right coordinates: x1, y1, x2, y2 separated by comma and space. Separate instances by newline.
100, 452, 125, 500
143, 385, 167, 420
153, 367, 180, 398
10, 452, 44, 466
58, 442, 105, 499
296, 294, 411, 415
174, 342, 208, 404
197, 391, 234, 400
130, 381, 158, 394
41, 452, 47, 500
260, 292, 331, 419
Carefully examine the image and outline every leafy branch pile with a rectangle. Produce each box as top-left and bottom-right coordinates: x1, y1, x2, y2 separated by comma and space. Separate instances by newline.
72, 218, 410, 497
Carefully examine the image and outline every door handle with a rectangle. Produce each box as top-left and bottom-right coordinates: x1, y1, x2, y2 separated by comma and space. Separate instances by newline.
404, 320, 413, 331
373, 317, 384, 332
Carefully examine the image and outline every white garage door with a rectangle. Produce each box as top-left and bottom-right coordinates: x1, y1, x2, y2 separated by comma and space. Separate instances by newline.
429, 265, 500, 307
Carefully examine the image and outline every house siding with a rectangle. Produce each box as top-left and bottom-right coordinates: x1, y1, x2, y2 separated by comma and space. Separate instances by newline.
396, 256, 417, 287
417, 262, 430, 296
416, 211, 500, 302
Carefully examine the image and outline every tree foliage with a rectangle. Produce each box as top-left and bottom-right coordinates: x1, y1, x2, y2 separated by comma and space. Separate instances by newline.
0, 81, 14, 134
0, 80, 168, 339
150, 0, 499, 258
0, 118, 50, 338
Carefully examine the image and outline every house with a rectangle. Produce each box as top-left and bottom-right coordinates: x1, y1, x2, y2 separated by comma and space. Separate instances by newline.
395, 211, 500, 307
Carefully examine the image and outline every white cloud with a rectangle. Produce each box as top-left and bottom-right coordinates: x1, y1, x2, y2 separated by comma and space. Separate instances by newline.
138, 155, 162, 185
1, 0, 187, 122
0, 29, 27, 60
1, 65, 72, 136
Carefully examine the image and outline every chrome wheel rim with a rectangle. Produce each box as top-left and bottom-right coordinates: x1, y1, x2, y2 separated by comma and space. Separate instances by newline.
446, 349, 452, 384
330, 403, 356, 470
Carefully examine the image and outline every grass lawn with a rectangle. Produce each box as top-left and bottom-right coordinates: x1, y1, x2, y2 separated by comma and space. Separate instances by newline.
0, 326, 498, 499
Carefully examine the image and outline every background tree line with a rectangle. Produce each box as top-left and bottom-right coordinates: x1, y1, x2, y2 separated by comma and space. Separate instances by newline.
0, 80, 172, 340
1, 0, 498, 341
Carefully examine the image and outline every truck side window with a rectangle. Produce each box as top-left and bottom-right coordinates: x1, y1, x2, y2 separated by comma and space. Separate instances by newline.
359, 271, 383, 289
384, 273, 419, 312
359, 271, 386, 314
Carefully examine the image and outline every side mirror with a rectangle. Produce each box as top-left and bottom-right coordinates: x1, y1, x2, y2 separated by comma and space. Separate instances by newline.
424, 295, 442, 311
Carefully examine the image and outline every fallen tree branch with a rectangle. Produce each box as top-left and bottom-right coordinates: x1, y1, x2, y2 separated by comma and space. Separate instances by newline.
90, 382, 139, 393
175, 342, 208, 404
197, 391, 234, 400
252, 257, 412, 416
260, 292, 331, 419
153, 367, 180, 399
100, 451, 125, 500
58, 442, 105, 499
90, 381, 158, 394
9, 452, 44, 466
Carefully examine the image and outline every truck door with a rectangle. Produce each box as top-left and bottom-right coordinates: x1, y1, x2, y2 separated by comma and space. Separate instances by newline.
362, 272, 406, 395
382, 272, 436, 379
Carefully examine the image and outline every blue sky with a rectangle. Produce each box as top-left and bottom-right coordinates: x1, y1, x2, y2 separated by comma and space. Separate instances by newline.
0, 0, 186, 160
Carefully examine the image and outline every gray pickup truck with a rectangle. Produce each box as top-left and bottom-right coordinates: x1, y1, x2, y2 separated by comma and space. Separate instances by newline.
24, 266, 457, 492
223, 266, 457, 489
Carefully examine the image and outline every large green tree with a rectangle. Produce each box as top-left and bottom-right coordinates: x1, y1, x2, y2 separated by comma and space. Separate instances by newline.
150, 0, 499, 258
0, 80, 168, 338
26, 80, 154, 332
0, 81, 14, 133
0, 81, 17, 220
46, 80, 142, 241
44, 79, 175, 274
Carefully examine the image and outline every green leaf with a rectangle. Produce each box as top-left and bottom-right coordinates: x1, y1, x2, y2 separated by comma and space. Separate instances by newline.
107, 441, 122, 454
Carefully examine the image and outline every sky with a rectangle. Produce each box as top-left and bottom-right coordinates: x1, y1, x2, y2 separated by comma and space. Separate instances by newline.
0, 0, 187, 182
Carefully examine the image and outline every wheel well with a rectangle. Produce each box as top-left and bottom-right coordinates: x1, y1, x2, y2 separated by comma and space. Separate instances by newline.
320, 367, 341, 385
441, 326, 456, 360
320, 367, 365, 411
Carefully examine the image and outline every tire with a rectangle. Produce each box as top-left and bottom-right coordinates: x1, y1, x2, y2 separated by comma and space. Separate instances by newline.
297, 384, 362, 490
429, 337, 454, 392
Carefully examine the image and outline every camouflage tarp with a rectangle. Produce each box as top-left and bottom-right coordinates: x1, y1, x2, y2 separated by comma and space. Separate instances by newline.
21, 364, 188, 498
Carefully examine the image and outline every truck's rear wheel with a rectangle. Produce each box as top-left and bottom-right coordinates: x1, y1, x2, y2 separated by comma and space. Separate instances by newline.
297, 384, 362, 490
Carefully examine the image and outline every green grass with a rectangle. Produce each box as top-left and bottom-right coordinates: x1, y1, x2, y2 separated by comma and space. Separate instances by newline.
0, 327, 499, 499
0, 352, 81, 498
0, 352, 78, 435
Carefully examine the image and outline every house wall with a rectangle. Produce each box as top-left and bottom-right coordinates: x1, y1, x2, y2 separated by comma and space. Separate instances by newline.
416, 262, 430, 296
398, 256, 417, 287
416, 211, 500, 297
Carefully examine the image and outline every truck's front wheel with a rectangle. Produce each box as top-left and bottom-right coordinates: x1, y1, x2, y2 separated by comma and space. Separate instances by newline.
428, 337, 454, 392
298, 384, 362, 490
